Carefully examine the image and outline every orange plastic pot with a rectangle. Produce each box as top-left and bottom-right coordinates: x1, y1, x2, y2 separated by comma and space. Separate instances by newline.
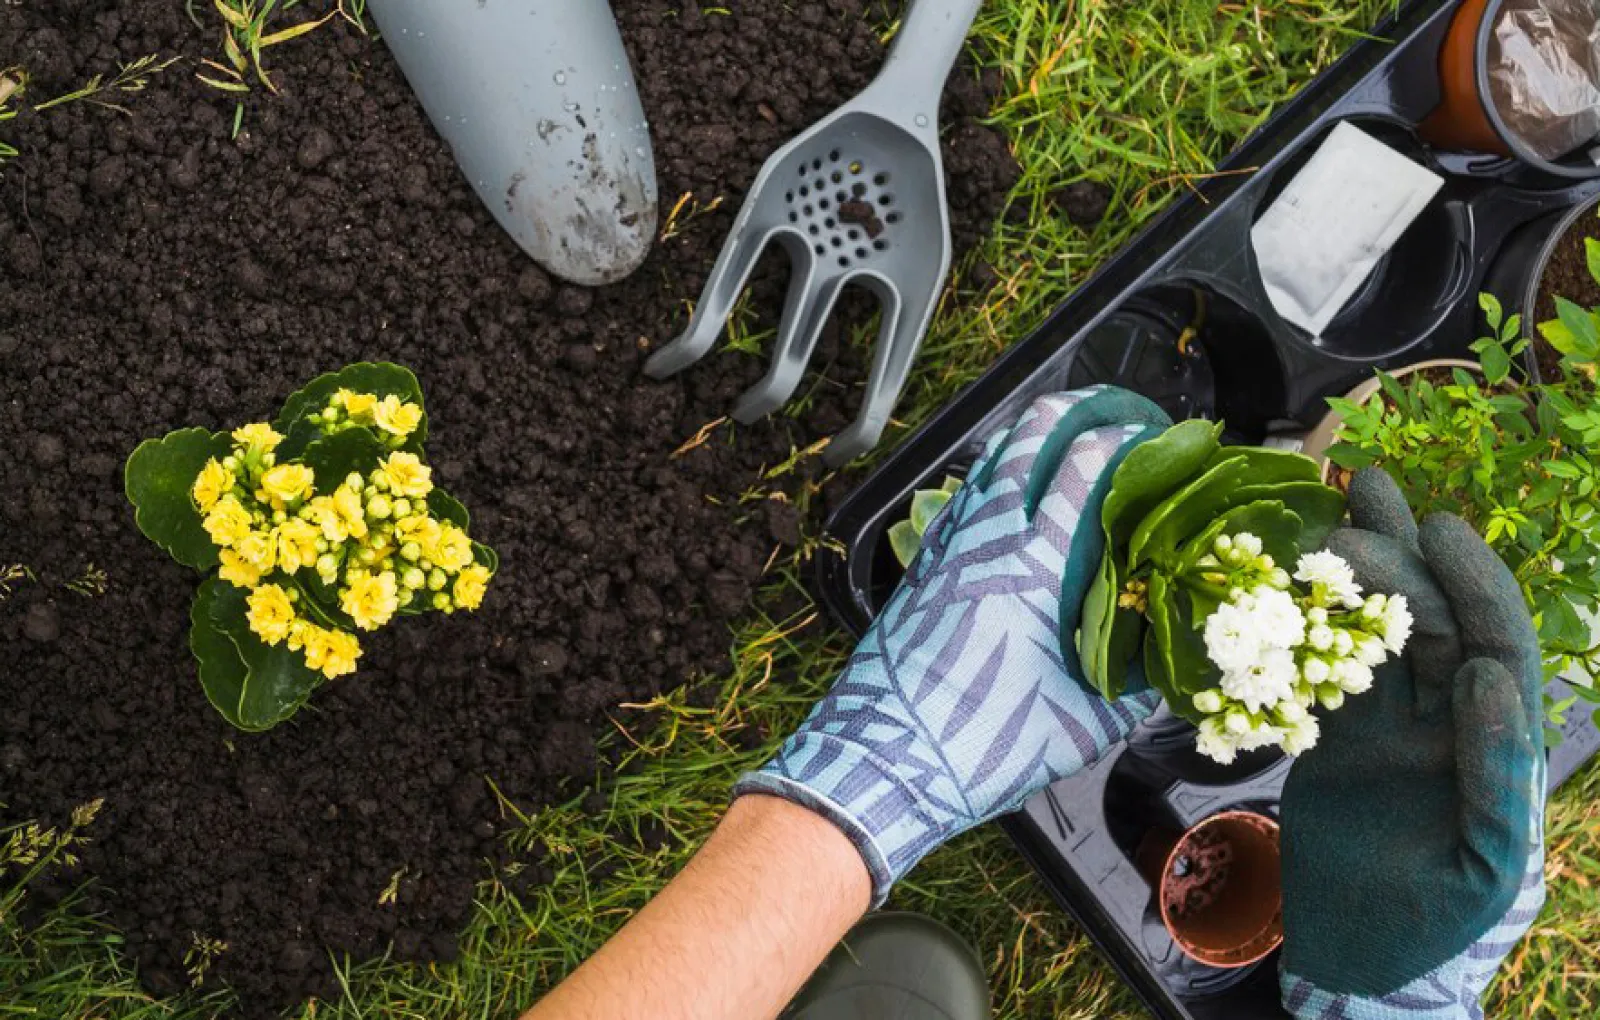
1421, 0, 1511, 156
1420, 0, 1600, 178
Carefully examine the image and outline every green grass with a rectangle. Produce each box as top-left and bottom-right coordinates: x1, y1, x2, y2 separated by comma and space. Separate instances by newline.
6, 1, 1600, 1018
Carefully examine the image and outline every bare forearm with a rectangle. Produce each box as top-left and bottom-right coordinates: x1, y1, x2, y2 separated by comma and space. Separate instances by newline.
522, 794, 871, 1020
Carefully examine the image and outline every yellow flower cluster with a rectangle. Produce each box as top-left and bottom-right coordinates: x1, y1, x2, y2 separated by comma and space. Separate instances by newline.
191, 392, 492, 682
308, 388, 425, 446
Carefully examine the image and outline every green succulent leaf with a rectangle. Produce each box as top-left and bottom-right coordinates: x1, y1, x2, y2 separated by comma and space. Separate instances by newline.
428, 488, 471, 529
940, 476, 964, 496
125, 428, 233, 571
300, 427, 387, 496
275, 362, 427, 459
888, 520, 922, 569
1227, 482, 1346, 552
473, 541, 500, 575
1177, 500, 1304, 574
1080, 552, 1143, 699
191, 579, 323, 732
1102, 419, 1221, 548
909, 488, 953, 535
1127, 454, 1251, 569
1144, 572, 1214, 724
1202, 445, 1320, 486
1080, 553, 1117, 696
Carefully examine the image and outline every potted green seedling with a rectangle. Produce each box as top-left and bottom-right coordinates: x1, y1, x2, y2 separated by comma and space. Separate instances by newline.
125, 363, 498, 731
1325, 291, 1600, 719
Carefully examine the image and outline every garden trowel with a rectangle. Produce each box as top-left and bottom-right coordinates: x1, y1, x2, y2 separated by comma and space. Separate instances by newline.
368, 0, 658, 286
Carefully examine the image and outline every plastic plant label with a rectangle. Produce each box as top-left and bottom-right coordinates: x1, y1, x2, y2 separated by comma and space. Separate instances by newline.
1250, 121, 1443, 338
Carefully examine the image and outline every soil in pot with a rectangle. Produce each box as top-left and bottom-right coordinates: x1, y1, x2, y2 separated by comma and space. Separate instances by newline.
1153, 812, 1283, 968
0, 2, 1019, 1015
1533, 205, 1600, 381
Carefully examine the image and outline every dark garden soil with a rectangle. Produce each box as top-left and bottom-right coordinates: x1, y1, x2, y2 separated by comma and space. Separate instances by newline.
1533, 203, 1600, 382
0, 2, 1018, 1015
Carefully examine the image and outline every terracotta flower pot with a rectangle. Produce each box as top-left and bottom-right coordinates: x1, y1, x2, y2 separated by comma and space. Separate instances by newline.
1138, 811, 1283, 968
1419, 0, 1600, 178
1301, 358, 1484, 483
1422, 0, 1510, 156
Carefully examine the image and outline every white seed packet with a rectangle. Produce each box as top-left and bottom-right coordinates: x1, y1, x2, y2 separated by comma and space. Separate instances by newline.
1250, 122, 1444, 338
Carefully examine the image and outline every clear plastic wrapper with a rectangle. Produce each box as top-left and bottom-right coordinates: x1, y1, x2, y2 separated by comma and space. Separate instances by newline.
1488, 0, 1600, 162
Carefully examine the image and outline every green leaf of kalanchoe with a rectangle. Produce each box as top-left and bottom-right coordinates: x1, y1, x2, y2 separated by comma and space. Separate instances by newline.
1101, 419, 1221, 548
888, 521, 922, 569
1145, 572, 1215, 724
300, 427, 388, 495
909, 488, 953, 535
1127, 454, 1253, 569
1080, 551, 1142, 699
125, 428, 233, 571
275, 362, 428, 459
191, 579, 323, 731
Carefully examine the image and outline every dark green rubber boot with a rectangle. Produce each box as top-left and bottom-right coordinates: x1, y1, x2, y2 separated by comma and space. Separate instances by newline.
785, 913, 991, 1020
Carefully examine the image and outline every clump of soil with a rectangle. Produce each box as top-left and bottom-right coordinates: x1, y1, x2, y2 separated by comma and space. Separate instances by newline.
1532, 203, 1600, 381
1052, 180, 1114, 227
838, 198, 885, 238
0, 1, 1018, 1015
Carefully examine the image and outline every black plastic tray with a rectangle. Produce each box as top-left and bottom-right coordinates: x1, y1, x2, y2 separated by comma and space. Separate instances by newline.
813, 1, 1600, 1017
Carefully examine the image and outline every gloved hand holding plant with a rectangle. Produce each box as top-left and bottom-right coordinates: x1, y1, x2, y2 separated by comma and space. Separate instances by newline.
1279, 469, 1546, 1019
1076, 420, 1412, 762
125, 363, 497, 731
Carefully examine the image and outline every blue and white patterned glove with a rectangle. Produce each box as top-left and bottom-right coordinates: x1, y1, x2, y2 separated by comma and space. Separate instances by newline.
735, 386, 1172, 904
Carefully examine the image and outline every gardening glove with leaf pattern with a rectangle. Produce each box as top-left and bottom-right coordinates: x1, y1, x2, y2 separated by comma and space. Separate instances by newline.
736, 386, 1172, 904
1280, 470, 1546, 1020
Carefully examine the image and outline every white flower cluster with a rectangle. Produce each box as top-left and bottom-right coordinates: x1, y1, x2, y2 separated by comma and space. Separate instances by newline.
1189, 534, 1412, 764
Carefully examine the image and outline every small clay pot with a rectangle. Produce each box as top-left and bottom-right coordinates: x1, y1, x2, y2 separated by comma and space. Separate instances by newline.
1300, 358, 1483, 482
1139, 811, 1283, 968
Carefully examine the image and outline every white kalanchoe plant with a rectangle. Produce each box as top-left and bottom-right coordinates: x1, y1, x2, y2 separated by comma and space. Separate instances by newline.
1189, 533, 1412, 763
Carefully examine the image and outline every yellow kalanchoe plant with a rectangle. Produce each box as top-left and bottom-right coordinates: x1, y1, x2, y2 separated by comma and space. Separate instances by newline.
125, 364, 497, 731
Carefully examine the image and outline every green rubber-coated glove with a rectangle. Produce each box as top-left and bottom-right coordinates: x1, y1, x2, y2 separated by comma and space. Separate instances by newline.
1280, 469, 1546, 1019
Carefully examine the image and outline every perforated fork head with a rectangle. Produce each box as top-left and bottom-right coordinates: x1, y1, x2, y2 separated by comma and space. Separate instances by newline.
645, 108, 952, 466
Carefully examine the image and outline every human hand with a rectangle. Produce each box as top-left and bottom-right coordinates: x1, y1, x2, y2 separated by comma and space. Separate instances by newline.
736, 386, 1172, 904
1280, 470, 1546, 1019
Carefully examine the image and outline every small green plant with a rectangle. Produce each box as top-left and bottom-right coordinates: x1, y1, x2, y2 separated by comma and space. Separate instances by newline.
0, 563, 35, 600
0, 70, 22, 166
65, 564, 108, 598
0, 56, 178, 171
124, 363, 498, 732
1, 799, 102, 939
1328, 292, 1600, 714
192, 0, 367, 133
888, 477, 963, 567
184, 934, 229, 988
